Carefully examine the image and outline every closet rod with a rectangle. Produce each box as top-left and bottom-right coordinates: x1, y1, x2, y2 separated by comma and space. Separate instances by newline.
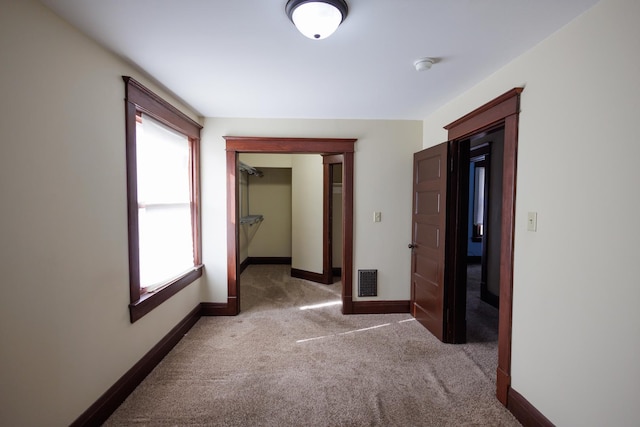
239, 161, 264, 177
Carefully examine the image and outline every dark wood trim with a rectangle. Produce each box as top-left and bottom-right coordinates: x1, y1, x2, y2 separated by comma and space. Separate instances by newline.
240, 257, 292, 274
123, 76, 203, 323
496, 367, 511, 405
239, 257, 250, 274
225, 136, 356, 153
445, 87, 523, 406
291, 268, 327, 284
70, 305, 201, 427
446, 140, 470, 344
351, 300, 410, 314
341, 151, 355, 314
201, 300, 237, 316
508, 388, 555, 427
467, 256, 482, 263
122, 76, 202, 138
129, 266, 203, 323
227, 150, 240, 315
322, 155, 344, 286
481, 288, 499, 308
445, 88, 523, 140
322, 154, 344, 164
225, 137, 356, 317
191, 137, 202, 265
497, 112, 519, 405
124, 99, 141, 304
247, 257, 292, 265
332, 267, 342, 277
321, 161, 333, 284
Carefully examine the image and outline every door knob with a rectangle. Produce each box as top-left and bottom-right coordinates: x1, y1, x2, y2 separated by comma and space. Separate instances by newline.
408, 244, 416, 249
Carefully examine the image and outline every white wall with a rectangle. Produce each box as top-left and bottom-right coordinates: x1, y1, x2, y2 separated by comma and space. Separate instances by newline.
201, 118, 422, 302
422, 0, 640, 424
0, 1, 204, 426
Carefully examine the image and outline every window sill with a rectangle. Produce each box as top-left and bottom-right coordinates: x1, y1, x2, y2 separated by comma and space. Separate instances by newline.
129, 265, 203, 323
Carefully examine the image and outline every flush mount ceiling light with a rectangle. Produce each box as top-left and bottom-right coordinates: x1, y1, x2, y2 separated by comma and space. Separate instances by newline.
286, 0, 348, 40
414, 57, 435, 72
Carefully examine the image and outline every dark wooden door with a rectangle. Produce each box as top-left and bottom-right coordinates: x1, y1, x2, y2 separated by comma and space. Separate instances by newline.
410, 142, 449, 341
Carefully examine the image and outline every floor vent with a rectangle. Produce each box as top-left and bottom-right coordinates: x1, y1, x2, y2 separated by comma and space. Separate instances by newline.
358, 269, 378, 297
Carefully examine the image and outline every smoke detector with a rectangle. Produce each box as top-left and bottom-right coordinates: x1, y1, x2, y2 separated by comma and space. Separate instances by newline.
414, 57, 435, 72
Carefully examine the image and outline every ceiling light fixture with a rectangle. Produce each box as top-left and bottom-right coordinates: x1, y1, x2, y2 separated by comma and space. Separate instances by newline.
414, 57, 435, 72
286, 0, 348, 40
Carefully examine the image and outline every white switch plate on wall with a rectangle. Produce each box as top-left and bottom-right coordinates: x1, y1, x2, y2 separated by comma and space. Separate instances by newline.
374, 211, 381, 222
527, 212, 537, 231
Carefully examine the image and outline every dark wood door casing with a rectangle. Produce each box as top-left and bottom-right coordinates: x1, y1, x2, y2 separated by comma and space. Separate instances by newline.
322, 155, 344, 285
443, 87, 523, 406
225, 137, 356, 315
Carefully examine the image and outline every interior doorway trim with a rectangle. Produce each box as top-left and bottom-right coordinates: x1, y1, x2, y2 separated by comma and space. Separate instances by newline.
444, 87, 523, 406
225, 136, 357, 315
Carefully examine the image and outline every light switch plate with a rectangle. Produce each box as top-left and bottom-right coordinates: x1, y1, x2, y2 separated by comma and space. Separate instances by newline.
527, 212, 537, 232
374, 211, 381, 222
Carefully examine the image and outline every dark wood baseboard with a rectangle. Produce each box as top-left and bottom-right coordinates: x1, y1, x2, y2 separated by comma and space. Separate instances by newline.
201, 299, 237, 316
239, 257, 250, 274
508, 388, 555, 427
70, 305, 201, 427
291, 268, 326, 284
496, 366, 510, 405
248, 257, 292, 265
481, 287, 499, 308
332, 267, 342, 277
351, 300, 410, 314
240, 257, 292, 274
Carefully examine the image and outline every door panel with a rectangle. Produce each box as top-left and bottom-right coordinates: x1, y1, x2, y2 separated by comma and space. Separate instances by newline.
410, 142, 448, 341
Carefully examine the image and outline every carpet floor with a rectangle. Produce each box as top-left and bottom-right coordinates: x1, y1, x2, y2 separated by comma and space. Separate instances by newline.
105, 264, 519, 426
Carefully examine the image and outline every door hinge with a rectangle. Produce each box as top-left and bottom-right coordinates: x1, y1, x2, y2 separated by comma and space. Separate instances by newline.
450, 156, 454, 172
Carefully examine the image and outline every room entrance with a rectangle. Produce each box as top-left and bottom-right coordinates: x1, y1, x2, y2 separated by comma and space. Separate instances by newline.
410, 88, 523, 405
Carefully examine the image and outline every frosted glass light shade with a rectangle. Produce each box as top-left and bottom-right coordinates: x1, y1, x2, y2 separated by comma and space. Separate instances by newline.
286, 0, 348, 40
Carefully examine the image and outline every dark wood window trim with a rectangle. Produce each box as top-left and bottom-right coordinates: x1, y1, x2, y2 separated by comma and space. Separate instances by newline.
444, 87, 523, 406
123, 76, 204, 323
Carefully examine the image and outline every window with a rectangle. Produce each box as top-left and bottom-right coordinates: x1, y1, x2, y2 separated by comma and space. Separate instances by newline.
123, 76, 203, 322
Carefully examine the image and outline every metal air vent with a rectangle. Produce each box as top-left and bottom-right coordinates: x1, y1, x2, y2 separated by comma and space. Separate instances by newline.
358, 269, 377, 297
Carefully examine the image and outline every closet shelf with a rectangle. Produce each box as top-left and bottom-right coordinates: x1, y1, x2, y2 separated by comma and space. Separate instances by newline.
240, 214, 264, 225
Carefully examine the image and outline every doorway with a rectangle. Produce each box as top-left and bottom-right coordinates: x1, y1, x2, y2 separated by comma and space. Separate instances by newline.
225, 137, 357, 315
448, 88, 522, 405
462, 129, 505, 383
410, 88, 522, 406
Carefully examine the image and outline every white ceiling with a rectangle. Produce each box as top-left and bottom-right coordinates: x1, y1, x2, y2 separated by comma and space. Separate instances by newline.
39, 0, 599, 120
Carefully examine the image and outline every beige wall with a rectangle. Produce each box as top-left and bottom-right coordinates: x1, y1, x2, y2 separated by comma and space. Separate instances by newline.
12, 0, 635, 425
247, 167, 293, 258
201, 117, 422, 302
0, 1, 204, 426
238, 154, 295, 261
291, 154, 324, 273
422, 0, 640, 424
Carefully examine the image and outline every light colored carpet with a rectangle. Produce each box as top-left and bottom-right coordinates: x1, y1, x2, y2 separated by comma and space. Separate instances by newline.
105, 264, 520, 426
